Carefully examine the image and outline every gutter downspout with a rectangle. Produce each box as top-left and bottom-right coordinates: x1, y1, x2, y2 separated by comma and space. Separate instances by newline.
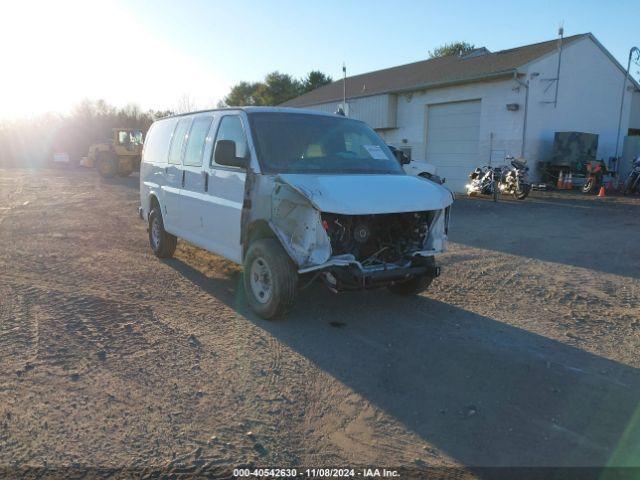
514, 70, 529, 159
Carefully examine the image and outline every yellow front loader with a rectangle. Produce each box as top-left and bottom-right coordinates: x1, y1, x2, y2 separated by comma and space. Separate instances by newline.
87, 128, 144, 178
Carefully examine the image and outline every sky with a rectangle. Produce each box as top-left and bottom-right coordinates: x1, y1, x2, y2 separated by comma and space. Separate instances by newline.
2, 0, 639, 119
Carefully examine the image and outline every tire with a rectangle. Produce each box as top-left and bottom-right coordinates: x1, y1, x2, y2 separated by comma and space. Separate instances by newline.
148, 207, 177, 259
97, 153, 117, 178
116, 157, 134, 177
243, 238, 298, 319
582, 177, 599, 194
387, 256, 436, 296
623, 173, 638, 196
514, 183, 531, 200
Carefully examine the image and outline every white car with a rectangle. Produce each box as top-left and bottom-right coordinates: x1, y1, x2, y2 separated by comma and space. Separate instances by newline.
403, 160, 442, 183
387, 145, 443, 184
52, 152, 70, 164
139, 107, 453, 318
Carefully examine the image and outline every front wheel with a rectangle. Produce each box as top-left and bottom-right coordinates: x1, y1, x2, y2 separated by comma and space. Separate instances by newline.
623, 173, 638, 195
148, 207, 177, 258
514, 183, 531, 200
96, 153, 117, 178
243, 239, 298, 319
387, 256, 436, 296
116, 157, 134, 177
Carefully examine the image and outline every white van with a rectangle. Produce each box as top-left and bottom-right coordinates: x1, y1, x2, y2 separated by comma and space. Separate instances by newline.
140, 107, 453, 319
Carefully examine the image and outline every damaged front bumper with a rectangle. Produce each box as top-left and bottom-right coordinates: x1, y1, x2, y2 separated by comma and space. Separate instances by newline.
298, 254, 441, 291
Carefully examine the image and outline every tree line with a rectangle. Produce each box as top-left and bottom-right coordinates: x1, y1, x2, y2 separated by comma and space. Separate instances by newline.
222, 70, 332, 107
0, 100, 172, 167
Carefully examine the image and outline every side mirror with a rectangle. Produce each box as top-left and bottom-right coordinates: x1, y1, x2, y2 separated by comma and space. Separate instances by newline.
214, 140, 248, 168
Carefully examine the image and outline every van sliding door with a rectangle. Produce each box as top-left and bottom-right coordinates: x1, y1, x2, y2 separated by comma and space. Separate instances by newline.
177, 114, 214, 246
162, 117, 191, 233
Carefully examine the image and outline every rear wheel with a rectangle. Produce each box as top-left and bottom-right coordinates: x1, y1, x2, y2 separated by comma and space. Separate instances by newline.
387, 256, 436, 296
582, 176, 599, 194
96, 153, 117, 178
243, 238, 298, 319
148, 207, 177, 258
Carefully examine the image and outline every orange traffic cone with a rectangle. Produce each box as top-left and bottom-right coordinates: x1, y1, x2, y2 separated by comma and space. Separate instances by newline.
566, 172, 573, 190
598, 185, 606, 197
557, 171, 564, 189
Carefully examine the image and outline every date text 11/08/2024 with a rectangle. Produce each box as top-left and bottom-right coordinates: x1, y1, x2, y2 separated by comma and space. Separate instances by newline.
233, 468, 400, 478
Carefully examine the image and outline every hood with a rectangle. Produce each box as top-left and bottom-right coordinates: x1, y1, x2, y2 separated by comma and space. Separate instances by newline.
276, 173, 454, 215
404, 160, 437, 176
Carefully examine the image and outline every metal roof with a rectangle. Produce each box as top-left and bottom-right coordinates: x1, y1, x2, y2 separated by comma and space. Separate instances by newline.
282, 34, 589, 107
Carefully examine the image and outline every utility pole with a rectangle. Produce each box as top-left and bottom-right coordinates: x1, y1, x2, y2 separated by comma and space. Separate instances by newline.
552, 26, 564, 108
342, 62, 347, 115
614, 46, 640, 165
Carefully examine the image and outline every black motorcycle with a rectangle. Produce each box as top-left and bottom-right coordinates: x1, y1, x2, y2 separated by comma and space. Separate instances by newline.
499, 157, 531, 200
466, 157, 530, 201
466, 165, 502, 201
622, 156, 640, 195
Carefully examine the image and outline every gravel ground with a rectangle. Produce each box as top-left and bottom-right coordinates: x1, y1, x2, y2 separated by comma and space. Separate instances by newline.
0, 167, 639, 478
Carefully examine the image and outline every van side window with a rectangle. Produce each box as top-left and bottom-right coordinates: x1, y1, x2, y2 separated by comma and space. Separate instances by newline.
183, 117, 213, 167
212, 115, 248, 166
168, 118, 191, 165
142, 118, 177, 164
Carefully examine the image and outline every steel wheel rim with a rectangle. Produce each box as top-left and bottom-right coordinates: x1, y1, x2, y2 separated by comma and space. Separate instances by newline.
249, 257, 273, 304
151, 218, 161, 250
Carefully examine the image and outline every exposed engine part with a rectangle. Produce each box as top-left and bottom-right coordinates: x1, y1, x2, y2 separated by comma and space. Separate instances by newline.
321, 212, 429, 265
352, 223, 371, 243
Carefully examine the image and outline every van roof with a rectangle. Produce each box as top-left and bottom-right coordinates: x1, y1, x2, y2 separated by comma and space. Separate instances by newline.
158, 106, 341, 121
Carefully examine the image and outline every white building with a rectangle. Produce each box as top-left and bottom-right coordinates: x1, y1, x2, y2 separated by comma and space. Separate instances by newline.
282, 33, 640, 192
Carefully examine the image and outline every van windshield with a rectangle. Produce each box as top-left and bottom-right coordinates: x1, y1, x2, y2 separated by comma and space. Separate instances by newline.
248, 112, 403, 175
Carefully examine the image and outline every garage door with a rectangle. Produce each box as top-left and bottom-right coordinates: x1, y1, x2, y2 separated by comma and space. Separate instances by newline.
426, 100, 481, 193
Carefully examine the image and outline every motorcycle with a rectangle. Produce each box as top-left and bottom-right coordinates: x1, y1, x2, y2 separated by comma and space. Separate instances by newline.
466, 157, 531, 201
466, 165, 501, 201
582, 160, 606, 194
622, 156, 640, 195
498, 157, 531, 200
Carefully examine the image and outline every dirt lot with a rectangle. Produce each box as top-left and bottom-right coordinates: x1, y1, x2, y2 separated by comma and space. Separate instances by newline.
1, 167, 639, 477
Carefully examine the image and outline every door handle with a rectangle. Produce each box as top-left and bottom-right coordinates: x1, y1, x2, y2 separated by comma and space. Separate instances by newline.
202, 171, 209, 192
181, 169, 185, 187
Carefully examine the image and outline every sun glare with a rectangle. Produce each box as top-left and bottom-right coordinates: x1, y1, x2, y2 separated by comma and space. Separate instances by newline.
0, 0, 228, 119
